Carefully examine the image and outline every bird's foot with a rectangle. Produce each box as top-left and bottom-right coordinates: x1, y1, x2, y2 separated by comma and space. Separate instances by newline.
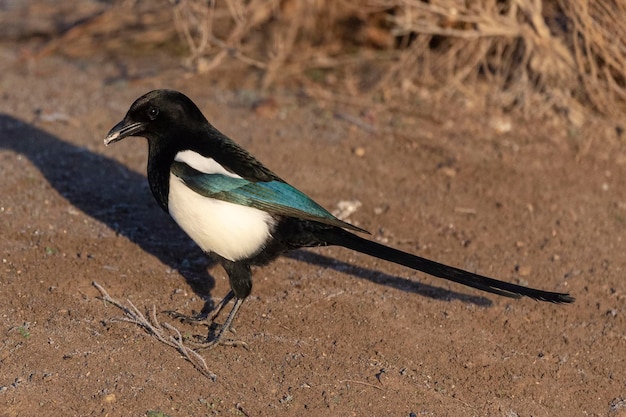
164, 312, 248, 349
166, 292, 248, 349
164, 310, 213, 327
164, 291, 234, 327
189, 324, 248, 350
194, 297, 248, 349
190, 337, 249, 350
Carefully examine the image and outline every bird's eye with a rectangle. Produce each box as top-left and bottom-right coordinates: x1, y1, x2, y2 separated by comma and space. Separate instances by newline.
148, 107, 159, 120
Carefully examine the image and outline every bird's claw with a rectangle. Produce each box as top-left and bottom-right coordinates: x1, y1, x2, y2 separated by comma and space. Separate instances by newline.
191, 338, 249, 350
189, 325, 248, 350
164, 310, 213, 327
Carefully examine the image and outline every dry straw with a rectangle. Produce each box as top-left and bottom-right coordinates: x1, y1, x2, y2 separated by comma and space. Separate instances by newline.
170, 0, 626, 121
31, 0, 625, 121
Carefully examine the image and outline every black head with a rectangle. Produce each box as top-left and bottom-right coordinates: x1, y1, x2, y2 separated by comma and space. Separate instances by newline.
104, 89, 207, 146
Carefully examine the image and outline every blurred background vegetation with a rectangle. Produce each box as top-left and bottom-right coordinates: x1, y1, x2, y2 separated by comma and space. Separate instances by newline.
3, 0, 625, 127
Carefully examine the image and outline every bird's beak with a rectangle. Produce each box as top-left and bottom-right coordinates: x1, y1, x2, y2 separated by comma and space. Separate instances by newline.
104, 120, 145, 146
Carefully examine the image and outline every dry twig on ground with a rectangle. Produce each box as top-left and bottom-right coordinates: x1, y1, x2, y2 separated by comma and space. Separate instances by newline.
92, 281, 217, 381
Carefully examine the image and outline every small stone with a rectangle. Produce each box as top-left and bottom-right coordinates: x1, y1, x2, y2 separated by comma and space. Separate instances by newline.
353, 147, 366, 157
489, 117, 512, 134
103, 393, 116, 404
440, 167, 456, 177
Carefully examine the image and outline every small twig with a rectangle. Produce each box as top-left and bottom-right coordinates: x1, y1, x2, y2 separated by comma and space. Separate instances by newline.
208, 35, 267, 69
454, 207, 477, 215
92, 281, 217, 381
338, 379, 384, 391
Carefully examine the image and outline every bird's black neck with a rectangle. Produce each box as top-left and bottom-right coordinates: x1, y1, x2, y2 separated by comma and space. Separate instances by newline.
146, 139, 176, 212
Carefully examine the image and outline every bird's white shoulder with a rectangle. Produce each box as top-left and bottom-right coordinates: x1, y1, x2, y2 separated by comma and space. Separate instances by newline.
175, 150, 241, 178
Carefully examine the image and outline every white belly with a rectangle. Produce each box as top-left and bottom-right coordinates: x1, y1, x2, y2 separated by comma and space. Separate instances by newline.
168, 174, 275, 261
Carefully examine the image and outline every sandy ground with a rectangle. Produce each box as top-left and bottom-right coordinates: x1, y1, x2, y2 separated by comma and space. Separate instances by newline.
1, 39, 625, 417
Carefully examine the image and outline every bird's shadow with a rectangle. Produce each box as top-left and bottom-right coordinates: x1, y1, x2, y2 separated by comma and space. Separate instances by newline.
0, 114, 493, 311
0, 114, 217, 305
286, 251, 493, 306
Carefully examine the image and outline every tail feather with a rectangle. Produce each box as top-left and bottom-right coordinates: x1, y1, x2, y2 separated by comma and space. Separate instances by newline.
319, 228, 574, 304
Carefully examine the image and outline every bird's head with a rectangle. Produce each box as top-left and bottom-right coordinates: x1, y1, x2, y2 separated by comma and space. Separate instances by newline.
104, 89, 206, 146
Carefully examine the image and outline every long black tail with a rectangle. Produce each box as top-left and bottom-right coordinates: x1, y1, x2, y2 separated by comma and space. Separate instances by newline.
318, 228, 574, 303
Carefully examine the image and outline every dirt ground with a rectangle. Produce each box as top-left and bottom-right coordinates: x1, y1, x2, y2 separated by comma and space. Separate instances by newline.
1, 33, 625, 417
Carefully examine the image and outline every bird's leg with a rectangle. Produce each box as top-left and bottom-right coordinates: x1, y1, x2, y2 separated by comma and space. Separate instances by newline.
194, 297, 248, 349
206, 290, 235, 323
192, 258, 252, 348
166, 290, 247, 348
175, 259, 252, 348
165, 290, 235, 327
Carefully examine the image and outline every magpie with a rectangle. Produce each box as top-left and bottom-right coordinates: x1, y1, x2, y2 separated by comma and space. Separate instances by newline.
104, 89, 574, 347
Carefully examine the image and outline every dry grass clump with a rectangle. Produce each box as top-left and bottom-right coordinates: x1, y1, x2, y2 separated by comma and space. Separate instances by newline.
169, 0, 626, 121
27, 0, 626, 121
556, 0, 626, 117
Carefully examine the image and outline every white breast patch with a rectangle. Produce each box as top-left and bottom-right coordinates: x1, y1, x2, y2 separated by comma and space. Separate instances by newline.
168, 173, 275, 261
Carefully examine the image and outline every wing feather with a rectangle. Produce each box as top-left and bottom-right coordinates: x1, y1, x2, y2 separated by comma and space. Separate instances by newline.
171, 161, 368, 233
